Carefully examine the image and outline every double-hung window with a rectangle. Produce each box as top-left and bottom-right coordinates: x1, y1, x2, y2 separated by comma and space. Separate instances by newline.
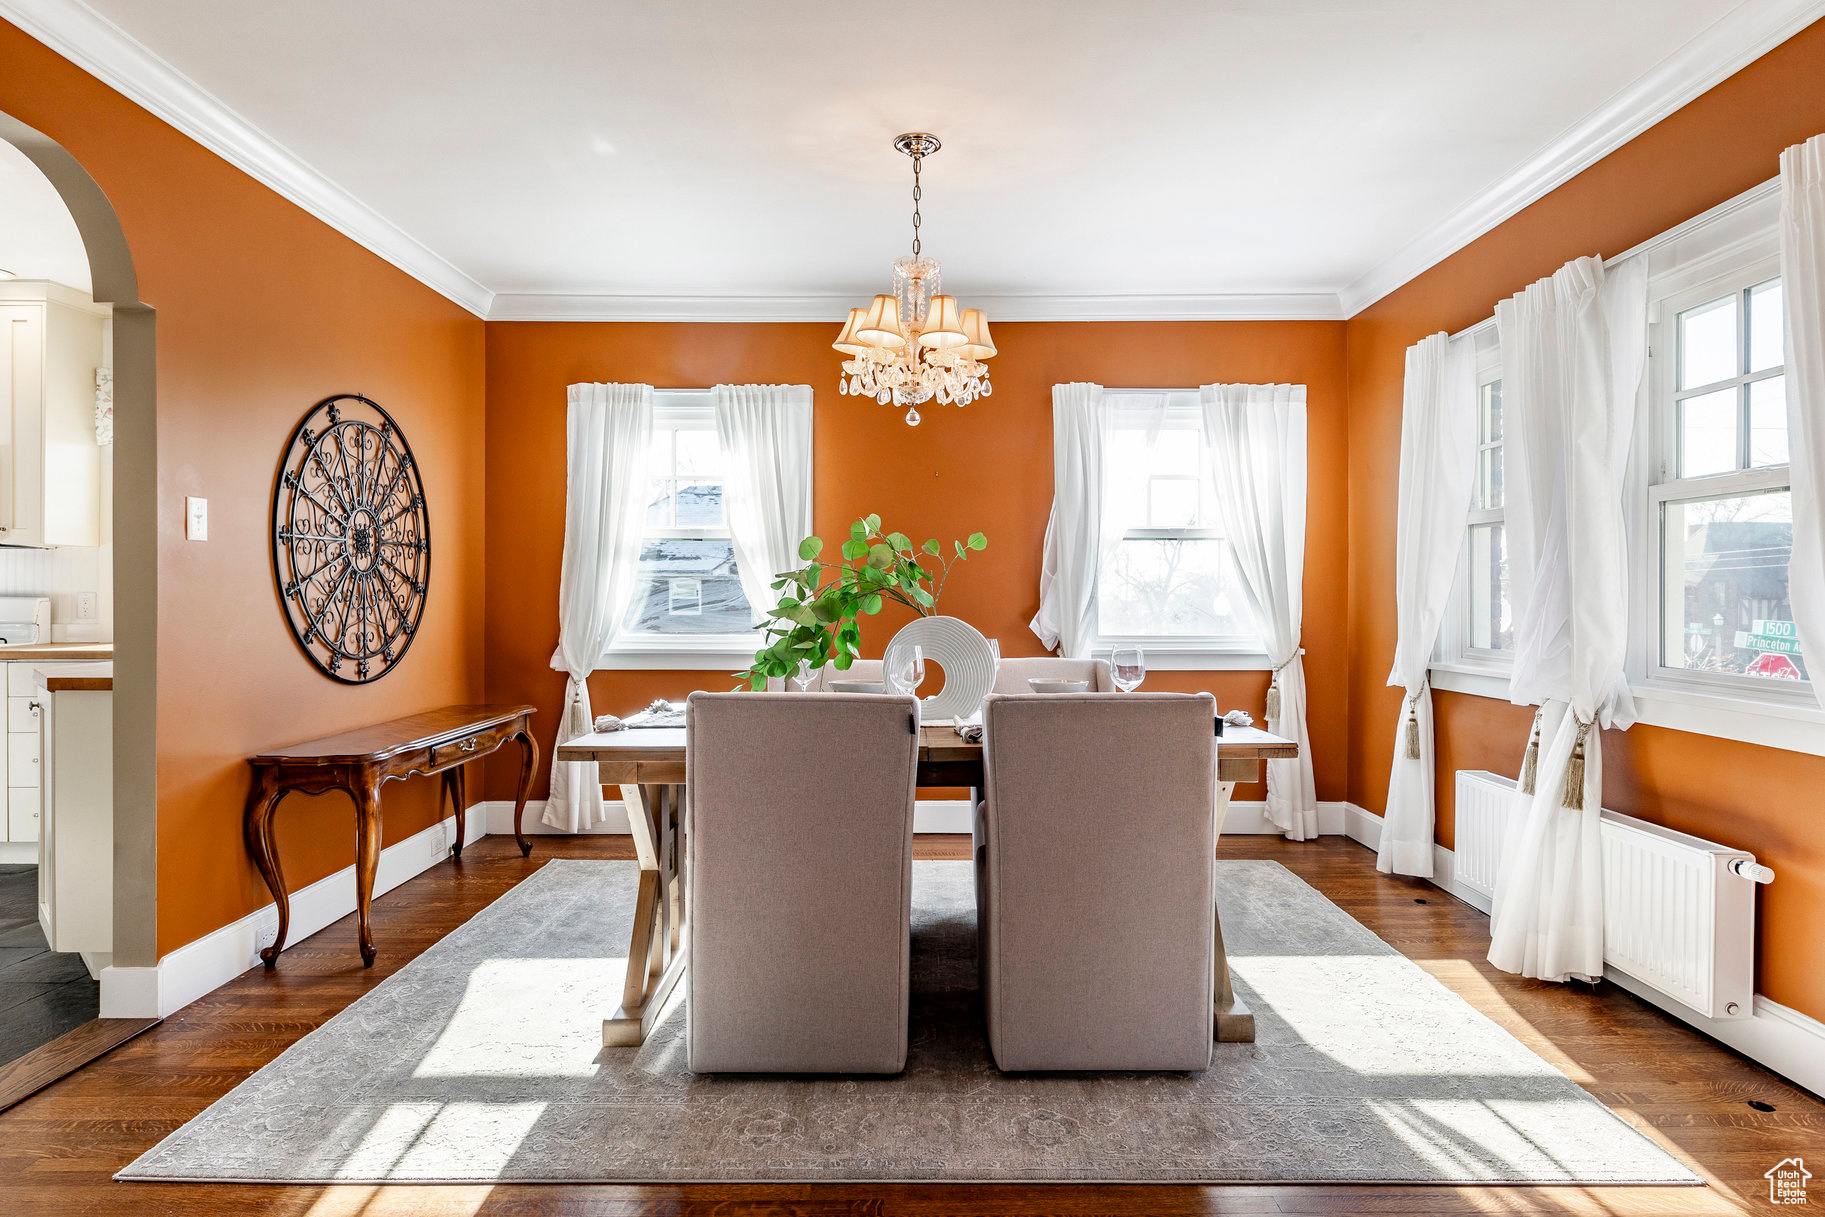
608, 390, 762, 666
1643, 262, 1805, 688
1092, 390, 1262, 666
1437, 333, 1514, 673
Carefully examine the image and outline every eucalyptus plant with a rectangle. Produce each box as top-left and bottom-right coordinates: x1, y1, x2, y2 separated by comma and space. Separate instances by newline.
736, 514, 987, 690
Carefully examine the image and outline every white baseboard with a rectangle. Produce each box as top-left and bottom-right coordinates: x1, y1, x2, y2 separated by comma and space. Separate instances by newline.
472, 797, 1336, 837
481, 798, 988, 836
0, 841, 37, 864
1341, 799, 1821, 1097
480, 798, 628, 836
99, 808, 488, 1018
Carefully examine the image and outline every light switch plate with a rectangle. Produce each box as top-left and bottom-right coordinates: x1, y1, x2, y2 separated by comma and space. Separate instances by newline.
185, 495, 208, 541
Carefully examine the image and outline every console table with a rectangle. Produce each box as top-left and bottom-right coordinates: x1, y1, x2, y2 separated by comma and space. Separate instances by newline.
245, 704, 538, 968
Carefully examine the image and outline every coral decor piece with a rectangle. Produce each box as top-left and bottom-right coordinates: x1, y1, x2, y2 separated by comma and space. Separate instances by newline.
736, 513, 986, 690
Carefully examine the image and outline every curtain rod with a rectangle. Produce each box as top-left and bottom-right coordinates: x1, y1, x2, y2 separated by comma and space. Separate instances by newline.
1449, 175, 1780, 343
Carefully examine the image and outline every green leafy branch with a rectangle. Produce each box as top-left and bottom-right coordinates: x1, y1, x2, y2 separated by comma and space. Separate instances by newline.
735, 513, 987, 690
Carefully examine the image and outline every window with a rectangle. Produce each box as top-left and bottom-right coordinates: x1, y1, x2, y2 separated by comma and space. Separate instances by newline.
614, 391, 757, 651
1436, 330, 1512, 673
1648, 267, 1805, 686
1466, 372, 1512, 654
1093, 390, 1260, 663
1432, 185, 1825, 754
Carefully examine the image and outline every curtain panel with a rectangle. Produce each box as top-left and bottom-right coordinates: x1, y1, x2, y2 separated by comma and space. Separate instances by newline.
1203, 383, 1319, 840
1381, 333, 1478, 877
546, 382, 653, 832
713, 383, 814, 619
1488, 255, 1647, 983
1782, 133, 1825, 709
1030, 383, 1108, 658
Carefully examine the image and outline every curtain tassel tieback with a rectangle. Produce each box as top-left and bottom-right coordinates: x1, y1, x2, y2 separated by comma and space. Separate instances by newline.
1265, 649, 1303, 723
1402, 689, 1423, 760
1519, 705, 1545, 795
1562, 714, 1594, 810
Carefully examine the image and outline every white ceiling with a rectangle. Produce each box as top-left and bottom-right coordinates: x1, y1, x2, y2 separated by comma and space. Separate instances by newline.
10, 0, 1819, 317
0, 135, 90, 291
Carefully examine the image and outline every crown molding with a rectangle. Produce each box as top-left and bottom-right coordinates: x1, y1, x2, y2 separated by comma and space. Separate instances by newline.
0, 0, 495, 317
486, 291, 1346, 323
1337, 0, 1825, 317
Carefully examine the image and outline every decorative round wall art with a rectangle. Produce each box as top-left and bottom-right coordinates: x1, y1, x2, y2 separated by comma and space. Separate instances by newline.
272, 394, 430, 683
882, 614, 997, 722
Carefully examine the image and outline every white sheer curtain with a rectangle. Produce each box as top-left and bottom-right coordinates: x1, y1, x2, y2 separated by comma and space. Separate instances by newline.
1030, 383, 1108, 658
1381, 333, 1477, 877
546, 382, 653, 832
713, 384, 813, 618
1488, 255, 1647, 982
1782, 133, 1825, 708
1203, 383, 1318, 840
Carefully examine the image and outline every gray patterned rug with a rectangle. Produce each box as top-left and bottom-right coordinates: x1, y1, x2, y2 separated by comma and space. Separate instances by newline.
119, 859, 1698, 1185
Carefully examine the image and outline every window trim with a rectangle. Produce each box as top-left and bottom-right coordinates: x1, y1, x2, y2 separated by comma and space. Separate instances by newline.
601, 388, 768, 670
1088, 388, 1267, 666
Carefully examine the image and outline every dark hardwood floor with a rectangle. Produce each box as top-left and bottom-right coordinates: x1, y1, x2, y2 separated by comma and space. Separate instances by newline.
0, 864, 99, 1065
0, 833, 1818, 1215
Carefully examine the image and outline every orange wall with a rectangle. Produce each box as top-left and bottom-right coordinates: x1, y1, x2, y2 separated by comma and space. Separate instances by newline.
0, 20, 488, 956
1345, 20, 1825, 1021
483, 321, 1348, 807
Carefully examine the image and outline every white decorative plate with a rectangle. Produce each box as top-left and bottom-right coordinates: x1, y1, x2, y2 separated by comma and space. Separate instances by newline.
882, 615, 997, 722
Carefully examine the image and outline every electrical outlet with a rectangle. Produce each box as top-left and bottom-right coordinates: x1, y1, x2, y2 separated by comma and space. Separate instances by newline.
185, 495, 208, 541
253, 909, 280, 958
76, 592, 97, 621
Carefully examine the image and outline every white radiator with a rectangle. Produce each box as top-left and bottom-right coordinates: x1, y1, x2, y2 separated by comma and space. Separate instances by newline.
1453, 770, 1772, 1021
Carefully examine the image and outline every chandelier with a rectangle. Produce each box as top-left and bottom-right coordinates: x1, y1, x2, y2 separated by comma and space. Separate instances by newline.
833, 133, 995, 426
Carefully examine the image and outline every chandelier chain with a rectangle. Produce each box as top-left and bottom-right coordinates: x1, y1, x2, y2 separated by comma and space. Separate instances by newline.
911, 154, 922, 257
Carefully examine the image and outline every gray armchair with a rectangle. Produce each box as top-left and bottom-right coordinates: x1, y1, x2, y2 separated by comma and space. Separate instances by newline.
975, 691, 1219, 1071
684, 691, 920, 1073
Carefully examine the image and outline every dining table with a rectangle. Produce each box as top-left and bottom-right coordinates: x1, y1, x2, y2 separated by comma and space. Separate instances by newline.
556, 716, 1299, 1048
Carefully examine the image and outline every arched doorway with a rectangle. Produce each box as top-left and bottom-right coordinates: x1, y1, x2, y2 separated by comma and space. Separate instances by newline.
0, 109, 156, 993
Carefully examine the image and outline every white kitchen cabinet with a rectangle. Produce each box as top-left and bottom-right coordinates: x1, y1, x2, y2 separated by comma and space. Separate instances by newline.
6, 789, 35, 843
2, 660, 78, 849
7, 728, 38, 787
0, 280, 107, 548
7, 695, 39, 733
36, 662, 112, 963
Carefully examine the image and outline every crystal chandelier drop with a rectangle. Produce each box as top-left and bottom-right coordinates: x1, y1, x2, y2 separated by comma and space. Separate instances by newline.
833, 133, 995, 426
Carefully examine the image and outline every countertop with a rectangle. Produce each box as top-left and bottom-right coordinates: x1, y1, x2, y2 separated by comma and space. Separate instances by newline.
37, 661, 112, 692
0, 643, 113, 662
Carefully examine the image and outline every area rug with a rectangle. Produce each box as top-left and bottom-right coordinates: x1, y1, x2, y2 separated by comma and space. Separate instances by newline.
119, 860, 1699, 1185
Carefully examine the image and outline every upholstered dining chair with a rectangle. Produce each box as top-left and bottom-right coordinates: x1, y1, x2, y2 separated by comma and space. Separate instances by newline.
684, 691, 920, 1073
989, 656, 1114, 694
975, 691, 1219, 1071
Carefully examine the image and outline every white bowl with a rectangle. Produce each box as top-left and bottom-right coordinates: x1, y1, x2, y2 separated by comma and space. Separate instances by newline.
827, 680, 885, 694
1028, 678, 1090, 694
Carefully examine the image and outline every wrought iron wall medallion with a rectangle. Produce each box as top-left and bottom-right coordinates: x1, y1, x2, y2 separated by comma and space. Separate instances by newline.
272, 394, 430, 683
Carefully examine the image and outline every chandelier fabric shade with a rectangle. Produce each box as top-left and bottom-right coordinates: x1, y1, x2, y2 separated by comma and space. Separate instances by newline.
834, 133, 995, 425
855, 294, 906, 348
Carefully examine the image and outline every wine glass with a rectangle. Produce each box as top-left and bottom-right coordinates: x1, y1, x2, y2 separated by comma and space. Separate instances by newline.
893, 644, 926, 697
1112, 646, 1146, 692
789, 658, 814, 693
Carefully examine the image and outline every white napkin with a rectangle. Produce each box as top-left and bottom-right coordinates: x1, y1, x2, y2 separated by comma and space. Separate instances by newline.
594, 699, 685, 731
